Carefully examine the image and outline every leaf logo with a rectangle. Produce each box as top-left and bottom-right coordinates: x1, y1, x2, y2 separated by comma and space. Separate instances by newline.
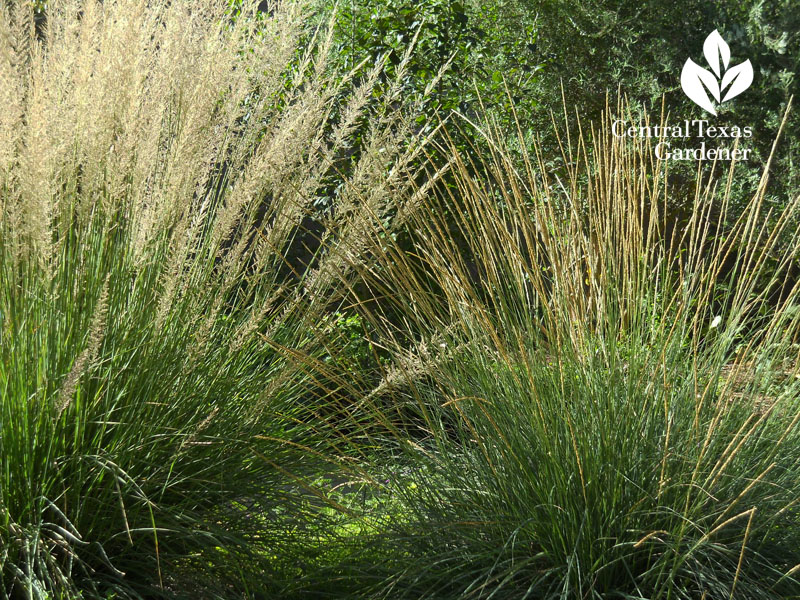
681, 30, 753, 116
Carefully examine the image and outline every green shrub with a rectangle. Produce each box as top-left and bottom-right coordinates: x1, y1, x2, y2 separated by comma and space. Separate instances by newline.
529, 0, 799, 230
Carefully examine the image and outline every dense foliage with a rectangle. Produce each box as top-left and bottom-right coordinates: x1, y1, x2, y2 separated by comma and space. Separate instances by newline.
314, 0, 798, 217
529, 0, 799, 218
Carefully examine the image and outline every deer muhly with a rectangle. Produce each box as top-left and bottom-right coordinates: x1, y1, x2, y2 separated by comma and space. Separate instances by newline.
334, 101, 800, 599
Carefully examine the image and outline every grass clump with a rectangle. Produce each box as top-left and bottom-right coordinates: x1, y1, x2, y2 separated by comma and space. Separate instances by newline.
0, 0, 431, 597
344, 104, 800, 598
